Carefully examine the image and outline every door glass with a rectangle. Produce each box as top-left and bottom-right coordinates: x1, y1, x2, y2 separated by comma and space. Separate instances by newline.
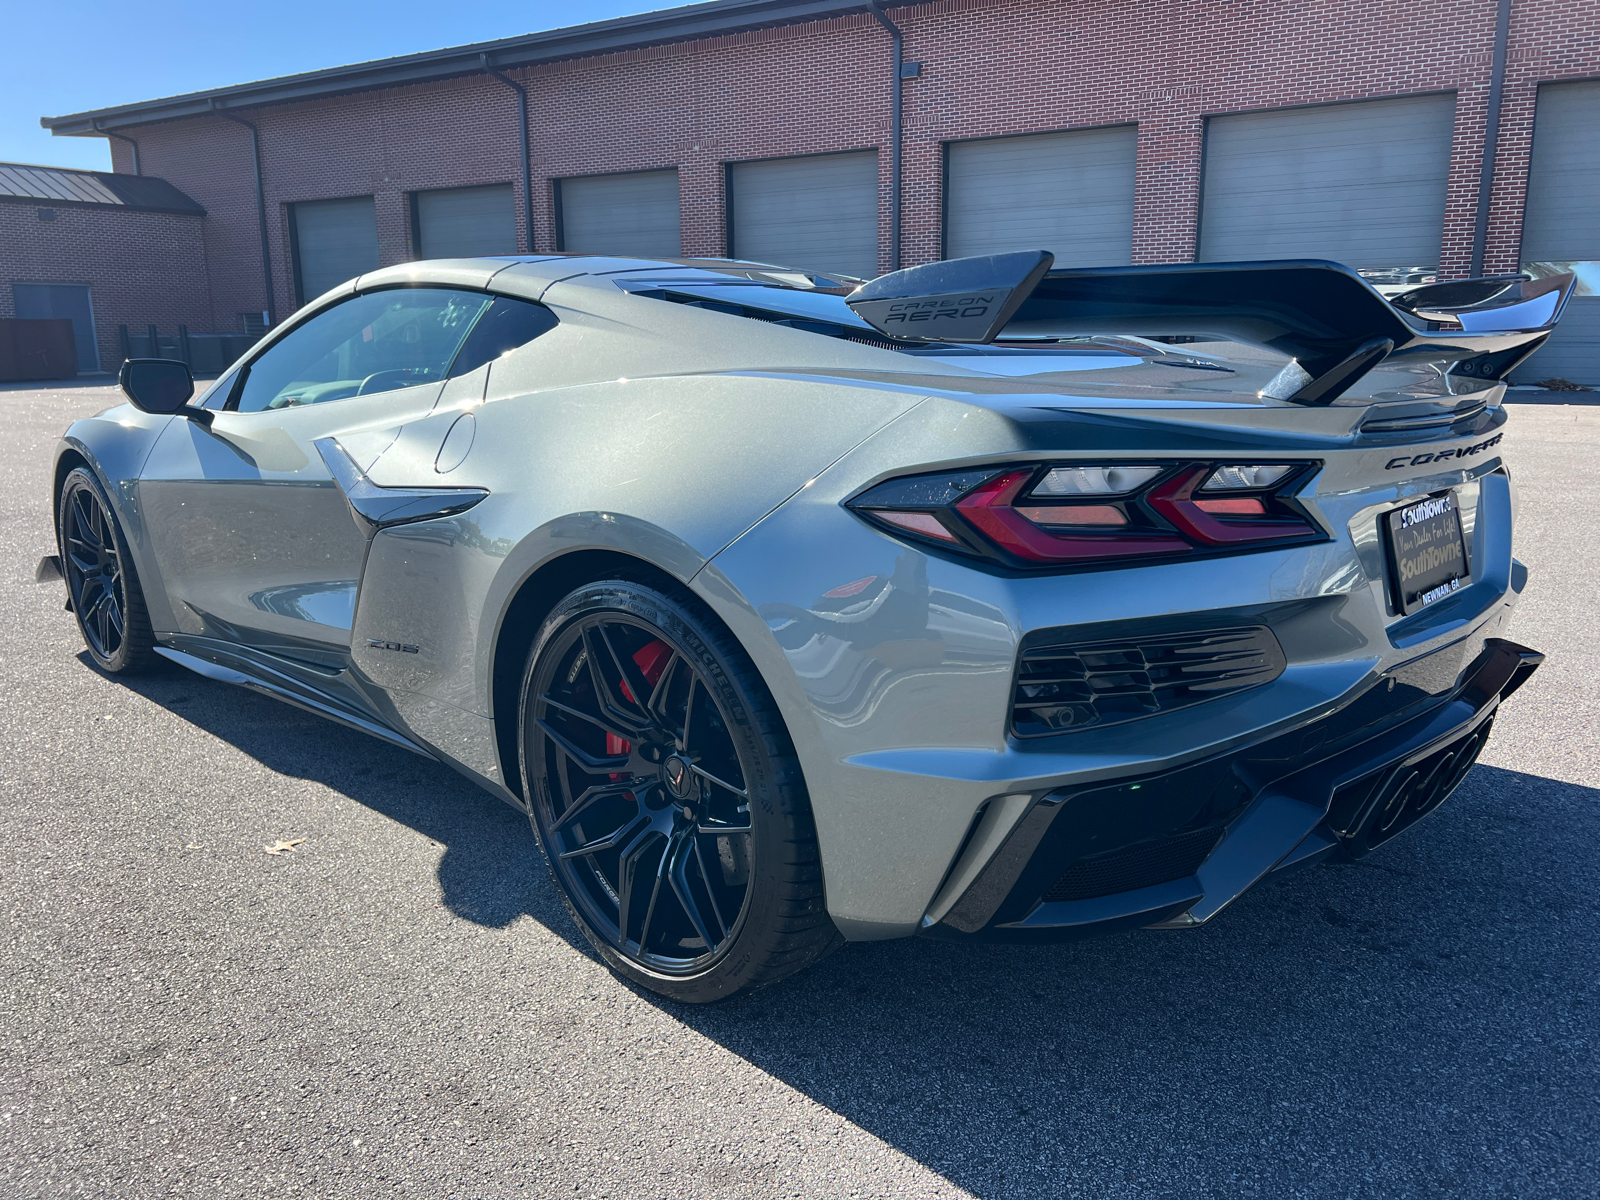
234, 288, 492, 412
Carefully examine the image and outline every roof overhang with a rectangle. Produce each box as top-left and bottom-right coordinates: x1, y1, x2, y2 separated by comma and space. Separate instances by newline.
43, 0, 919, 135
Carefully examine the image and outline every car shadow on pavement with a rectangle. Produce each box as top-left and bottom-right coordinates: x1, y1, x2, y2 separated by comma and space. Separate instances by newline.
101, 656, 576, 937
665, 762, 1600, 1197
106, 660, 1600, 1197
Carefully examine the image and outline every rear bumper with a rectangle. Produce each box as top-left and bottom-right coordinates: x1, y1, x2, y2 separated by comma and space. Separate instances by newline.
924, 637, 1542, 942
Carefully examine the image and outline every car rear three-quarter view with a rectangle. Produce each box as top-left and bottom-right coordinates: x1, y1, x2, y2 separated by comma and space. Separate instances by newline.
43, 250, 1572, 1001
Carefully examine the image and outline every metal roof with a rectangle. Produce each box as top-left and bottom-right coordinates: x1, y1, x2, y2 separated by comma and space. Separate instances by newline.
0, 162, 205, 214
41, 0, 919, 135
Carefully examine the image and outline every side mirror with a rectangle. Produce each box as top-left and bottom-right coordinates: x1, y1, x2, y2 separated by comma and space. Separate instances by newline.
119, 358, 204, 420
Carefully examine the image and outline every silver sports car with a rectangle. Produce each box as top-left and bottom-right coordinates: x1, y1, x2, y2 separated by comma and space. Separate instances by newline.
41, 251, 1569, 1002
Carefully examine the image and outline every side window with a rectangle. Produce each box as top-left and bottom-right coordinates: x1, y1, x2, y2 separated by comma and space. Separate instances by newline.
233, 288, 492, 413
448, 297, 559, 377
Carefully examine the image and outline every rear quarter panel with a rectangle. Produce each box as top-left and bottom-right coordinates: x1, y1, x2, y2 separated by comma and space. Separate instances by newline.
348, 370, 929, 752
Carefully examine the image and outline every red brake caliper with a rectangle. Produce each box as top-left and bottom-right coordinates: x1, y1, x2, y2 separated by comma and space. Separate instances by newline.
606, 639, 673, 760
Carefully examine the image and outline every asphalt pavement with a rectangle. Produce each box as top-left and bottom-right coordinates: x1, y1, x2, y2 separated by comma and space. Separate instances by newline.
2, 381, 1597, 1199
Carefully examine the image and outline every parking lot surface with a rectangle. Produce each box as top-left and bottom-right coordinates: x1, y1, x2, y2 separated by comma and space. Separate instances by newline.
3, 382, 1597, 1199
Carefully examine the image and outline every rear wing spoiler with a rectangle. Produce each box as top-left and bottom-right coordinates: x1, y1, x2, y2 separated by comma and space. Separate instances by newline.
846, 252, 1576, 405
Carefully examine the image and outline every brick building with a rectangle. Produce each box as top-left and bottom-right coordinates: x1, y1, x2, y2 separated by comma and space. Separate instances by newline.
0, 163, 211, 374
34, 0, 1600, 381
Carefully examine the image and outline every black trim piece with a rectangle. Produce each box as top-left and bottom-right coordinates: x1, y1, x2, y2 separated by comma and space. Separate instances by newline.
1360, 399, 1492, 436
154, 642, 435, 758
1011, 624, 1287, 738
314, 437, 489, 532
932, 637, 1541, 941
1042, 827, 1224, 902
1287, 336, 1394, 406
1003, 259, 1576, 387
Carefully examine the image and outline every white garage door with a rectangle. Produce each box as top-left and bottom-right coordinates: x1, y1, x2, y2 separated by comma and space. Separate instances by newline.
945, 125, 1137, 267
558, 170, 681, 258
414, 184, 516, 259
729, 151, 879, 280
1199, 94, 1456, 273
1515, 80, 1600, 387
292, 196, 379, 304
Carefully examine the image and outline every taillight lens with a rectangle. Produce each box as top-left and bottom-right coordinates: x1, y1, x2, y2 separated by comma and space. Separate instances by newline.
954, 470, 1192, 562
1146, 467, 1315, 546
847, 461, 1318, 567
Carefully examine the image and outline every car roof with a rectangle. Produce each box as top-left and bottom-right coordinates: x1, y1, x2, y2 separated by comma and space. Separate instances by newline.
354, 254, 862, 299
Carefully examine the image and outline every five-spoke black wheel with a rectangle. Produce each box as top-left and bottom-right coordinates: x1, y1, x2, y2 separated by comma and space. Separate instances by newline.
520, 579, 839, 1002
58, 468, 157, 674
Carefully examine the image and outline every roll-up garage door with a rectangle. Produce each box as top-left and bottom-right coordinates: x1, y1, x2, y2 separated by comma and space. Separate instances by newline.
945, 126, 1137, 267
1515, 80, 1600, 387
557, 170, 681, 258
728, 151, 879, 280
414, 184, 516, 259
1199, 94, 1455, 274
292, 196, 379, 304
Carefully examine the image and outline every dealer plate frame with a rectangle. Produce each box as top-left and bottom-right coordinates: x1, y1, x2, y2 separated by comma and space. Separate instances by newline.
1384, 489, 1472, 616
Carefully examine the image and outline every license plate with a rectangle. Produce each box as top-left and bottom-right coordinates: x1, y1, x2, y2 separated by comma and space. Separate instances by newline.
1385, 491, 1470, 615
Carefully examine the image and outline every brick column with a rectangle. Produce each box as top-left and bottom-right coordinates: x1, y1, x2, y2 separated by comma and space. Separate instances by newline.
1130, 109, 1204, 265
679, 143, 727, 258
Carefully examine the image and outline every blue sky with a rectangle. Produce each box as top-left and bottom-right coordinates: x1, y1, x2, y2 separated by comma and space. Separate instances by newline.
4, 0, 665, 171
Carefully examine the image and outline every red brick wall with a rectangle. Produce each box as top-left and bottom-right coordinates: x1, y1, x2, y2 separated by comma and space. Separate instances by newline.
109, 0, 1600, 325
0, 201, 211, 372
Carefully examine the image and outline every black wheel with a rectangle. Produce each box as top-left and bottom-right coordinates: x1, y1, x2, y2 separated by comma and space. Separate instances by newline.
519, 579, 840, 1002
58, 467, 158, 674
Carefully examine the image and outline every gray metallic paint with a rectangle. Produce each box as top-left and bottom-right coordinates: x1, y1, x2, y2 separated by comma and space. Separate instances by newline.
50, 254, 1534, 943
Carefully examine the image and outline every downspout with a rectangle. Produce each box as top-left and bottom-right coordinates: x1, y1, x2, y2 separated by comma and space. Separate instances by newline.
865, 1, 903, 272
213, 102, 277, 327
482, 54, 536, 255
1469, 0, 1513, 277
93, 120, 140, 175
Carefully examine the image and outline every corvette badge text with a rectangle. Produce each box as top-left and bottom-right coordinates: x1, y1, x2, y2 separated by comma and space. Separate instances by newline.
1386, 431, 1502, 470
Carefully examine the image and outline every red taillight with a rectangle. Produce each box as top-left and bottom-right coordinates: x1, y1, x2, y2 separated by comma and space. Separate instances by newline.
1193, 497, 1266, 516
1146, 467, 1314, 546
875, 510, 959, 542
848, 460, 1319, 568
954, 470, 1191, 563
